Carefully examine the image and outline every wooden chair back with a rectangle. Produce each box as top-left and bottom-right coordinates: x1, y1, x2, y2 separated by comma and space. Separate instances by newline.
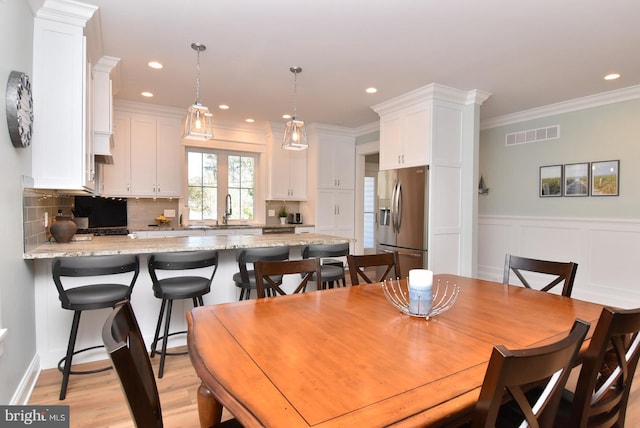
254, 258, 322, 298
503, 253, 578, 297
471, 319, 590, 428
347, 252, 401, 285
567, 306, 640, 427
102, 300, 163, 428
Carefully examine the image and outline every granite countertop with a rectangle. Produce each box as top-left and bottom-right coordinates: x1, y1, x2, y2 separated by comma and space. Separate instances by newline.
131, 223, 314, 232
24, 232, 347, 260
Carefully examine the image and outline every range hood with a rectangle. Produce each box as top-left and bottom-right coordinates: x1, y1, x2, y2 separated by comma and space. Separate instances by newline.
93, 56, 120, 164
94, 131, 114, 164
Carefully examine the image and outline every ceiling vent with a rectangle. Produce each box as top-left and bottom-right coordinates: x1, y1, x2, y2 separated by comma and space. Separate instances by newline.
505, 125, 560, 146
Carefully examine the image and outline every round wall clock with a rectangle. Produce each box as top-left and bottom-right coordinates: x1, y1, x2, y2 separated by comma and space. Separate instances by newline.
5, 70, 34, 148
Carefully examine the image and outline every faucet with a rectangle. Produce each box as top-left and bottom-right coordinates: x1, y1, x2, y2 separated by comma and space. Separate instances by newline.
223, 194, 232, 224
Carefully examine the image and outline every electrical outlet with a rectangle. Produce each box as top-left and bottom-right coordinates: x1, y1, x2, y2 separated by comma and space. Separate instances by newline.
268, 209, 275, 217
164, 209, 176, 218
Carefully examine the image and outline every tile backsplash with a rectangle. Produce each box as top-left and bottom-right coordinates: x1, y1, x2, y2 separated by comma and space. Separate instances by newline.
22, 189, 180, 253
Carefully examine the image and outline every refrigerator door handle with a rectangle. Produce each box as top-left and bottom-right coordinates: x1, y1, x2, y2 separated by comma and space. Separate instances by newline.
390, 181, 397, 233
396, 181, 403, 232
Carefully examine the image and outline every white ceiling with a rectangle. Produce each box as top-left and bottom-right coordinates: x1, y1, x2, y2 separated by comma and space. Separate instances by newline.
81, 0, 640, 129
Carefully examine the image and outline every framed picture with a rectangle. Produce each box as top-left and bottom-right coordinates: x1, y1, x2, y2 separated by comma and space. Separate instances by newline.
563, 163, 589, 197
591, 160, 620, 196
539, 165, 563, 197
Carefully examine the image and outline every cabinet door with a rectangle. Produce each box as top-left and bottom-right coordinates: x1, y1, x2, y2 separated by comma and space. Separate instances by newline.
315, 189, 337, 234
379, 114, 404, 171
155, 118, 183, 197
333, 143, 355, 189
101, 115, 131, 195
130, 115, 157, 197
288, 150, 307, 200
335, 190, 355, 239
269, 149, 292, 200
402, 103, 431, 168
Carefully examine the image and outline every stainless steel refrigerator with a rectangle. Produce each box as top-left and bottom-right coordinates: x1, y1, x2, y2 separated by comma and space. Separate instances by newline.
377, 166, 428, 275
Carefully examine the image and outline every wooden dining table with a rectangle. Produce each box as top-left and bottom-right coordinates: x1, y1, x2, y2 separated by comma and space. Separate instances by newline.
186, 274, 605, 427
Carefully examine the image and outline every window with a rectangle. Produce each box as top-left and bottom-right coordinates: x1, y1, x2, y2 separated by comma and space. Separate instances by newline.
188, 149, 256, 222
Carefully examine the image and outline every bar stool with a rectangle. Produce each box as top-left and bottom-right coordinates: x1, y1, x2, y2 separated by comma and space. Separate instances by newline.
302, 243, 350, 289
52, 254, 140, 400
148, 250, 218, 378
233, 246, 290, 300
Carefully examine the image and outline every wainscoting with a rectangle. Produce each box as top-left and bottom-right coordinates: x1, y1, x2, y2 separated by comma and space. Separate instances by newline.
478, 215, 640, 308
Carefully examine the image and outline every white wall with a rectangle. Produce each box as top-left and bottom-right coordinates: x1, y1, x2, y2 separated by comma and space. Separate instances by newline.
478, 91, 640, 308
0, 1, 38, 404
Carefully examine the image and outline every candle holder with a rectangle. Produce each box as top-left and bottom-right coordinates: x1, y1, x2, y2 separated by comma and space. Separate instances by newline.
381, 278, 460, 320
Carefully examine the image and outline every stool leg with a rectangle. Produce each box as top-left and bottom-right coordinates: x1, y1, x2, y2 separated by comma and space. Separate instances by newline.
59, 310, 81, 400
150, 299, 167, 358
158, 299, 173, 378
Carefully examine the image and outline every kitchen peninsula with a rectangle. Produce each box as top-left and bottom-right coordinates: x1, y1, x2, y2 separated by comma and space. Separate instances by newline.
25, 232, 350, 370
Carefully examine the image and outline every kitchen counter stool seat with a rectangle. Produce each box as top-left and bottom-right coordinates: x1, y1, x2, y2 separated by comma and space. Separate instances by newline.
302, 243, 350, 289
148, 251, 219, 378
52, 254, 140, 400
233, 247, 290, 300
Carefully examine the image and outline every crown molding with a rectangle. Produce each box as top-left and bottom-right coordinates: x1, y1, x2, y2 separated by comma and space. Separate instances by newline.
481, 84, 640, 130
29, 0, 98, 26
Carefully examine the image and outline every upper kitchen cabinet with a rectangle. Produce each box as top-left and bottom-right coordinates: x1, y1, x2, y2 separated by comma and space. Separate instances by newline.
314, 132, 356, 190
376, 102, 430, 170
93, 56, 120, 162
101, 104, 183, 198
267, 126, 307, 201
31, 0, 101, 191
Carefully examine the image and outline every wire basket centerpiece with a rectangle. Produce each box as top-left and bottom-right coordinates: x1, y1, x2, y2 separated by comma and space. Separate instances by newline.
381, 277, 460, 320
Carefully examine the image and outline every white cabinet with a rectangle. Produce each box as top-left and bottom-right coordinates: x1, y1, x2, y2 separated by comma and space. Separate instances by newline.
102, 111, 183, 198
317, 135, 355, 189
376, 101, 430, 170
205, 228, 262, 237
316, 189, 354, 239
93, 56, 120, 159
268, 129, 307, 200
31, 3, 99, 191
295, 226, 315, 234
101, 114, 131, 195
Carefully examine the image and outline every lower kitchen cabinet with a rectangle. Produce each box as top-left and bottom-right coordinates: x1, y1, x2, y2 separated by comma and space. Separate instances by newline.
315, 189, 354, 240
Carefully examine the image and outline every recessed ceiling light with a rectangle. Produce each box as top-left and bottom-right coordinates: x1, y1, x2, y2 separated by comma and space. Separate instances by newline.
366, 87, 378, 94
141, 91, 153, 97
245, 118, 255, 123
148, 61, 163, 69
218, 104, 229, 110
282, 114, 292, 120
604, 73, 621, 81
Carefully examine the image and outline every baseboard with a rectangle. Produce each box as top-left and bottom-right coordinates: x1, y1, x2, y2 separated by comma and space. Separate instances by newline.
11, 354, 41, 405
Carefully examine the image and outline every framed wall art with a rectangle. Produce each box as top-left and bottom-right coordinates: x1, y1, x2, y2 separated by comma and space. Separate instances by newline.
563, 163, 589, 197
539, 165, 563, 197
591, 160, 619, 196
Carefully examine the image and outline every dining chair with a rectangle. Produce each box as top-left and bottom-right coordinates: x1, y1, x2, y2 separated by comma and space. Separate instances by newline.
148, 250, 218, 378
254, 258, 322, 298
503, 254, 578, 297
302, 243, 350, 289
471, 319, 590, 428
52, 254, 140, 400
554, 306, 640, 427
103, 300, 242, 428
347, 252, 401, 285
233, 246, 290, 300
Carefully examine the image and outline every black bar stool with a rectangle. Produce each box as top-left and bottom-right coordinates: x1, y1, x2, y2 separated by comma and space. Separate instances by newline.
233, 246, 290, 300
302, 243, 349, 289
148, 250, 218, 378
52, 254, 140, 400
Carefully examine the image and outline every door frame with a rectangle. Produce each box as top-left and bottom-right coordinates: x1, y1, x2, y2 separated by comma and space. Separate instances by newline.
354, 140, 380, 255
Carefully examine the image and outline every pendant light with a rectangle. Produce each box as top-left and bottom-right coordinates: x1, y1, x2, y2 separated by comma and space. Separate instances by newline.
183, 42, 214, 140
282, 66, 308, 150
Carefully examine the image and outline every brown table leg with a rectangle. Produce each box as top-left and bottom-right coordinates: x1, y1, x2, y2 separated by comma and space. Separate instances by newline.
197, 382, 223, 428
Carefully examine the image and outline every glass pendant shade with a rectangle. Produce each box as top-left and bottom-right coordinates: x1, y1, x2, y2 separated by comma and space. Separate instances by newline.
282, 118, 308, 150
183, 103, 214, 140
282, 66, 308, 150
183, 42, 214, 140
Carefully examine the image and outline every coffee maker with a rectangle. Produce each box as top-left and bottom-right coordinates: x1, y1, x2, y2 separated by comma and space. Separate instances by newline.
287, 213, 302, 224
